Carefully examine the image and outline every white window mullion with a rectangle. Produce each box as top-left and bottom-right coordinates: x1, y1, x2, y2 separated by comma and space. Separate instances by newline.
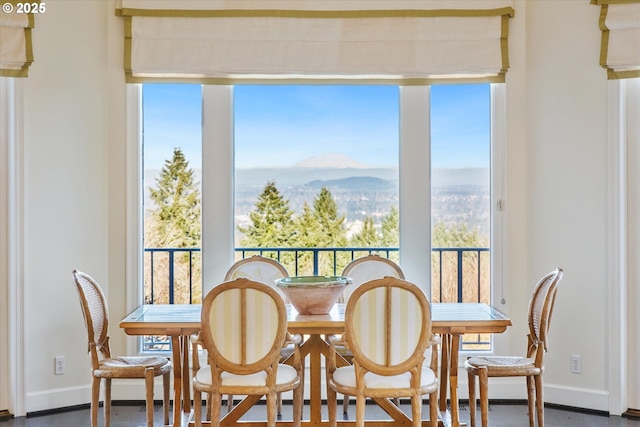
202, 85, 234, 294
399, 86, 431, 294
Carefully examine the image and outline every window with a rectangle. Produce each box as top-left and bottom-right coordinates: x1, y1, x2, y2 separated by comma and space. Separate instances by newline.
233, 85, 400, 275
135, 83, 503, 353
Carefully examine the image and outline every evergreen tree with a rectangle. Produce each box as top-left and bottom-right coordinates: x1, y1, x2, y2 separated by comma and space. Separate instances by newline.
432, 222, 487, 248
239, 181, 295, 247
144, 147, 202, 304
146, 147, 201, 247
311, 187, 348, 274
294, 202, 322, 247
312, 187, 347, 248
350, 216, 378, 247
380, 206, 400, 247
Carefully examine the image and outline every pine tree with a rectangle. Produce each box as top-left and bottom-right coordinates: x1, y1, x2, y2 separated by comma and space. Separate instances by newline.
239, 181, 295, 248
350, 216, 378, 247
144, 147, 202, 304
380, 206, 399, 248
146, 147, 201, 248
311, 187, 349, 274
312, 187, 347, 248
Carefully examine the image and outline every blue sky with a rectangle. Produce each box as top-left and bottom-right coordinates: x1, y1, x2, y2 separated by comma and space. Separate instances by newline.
142, 83, 490, 170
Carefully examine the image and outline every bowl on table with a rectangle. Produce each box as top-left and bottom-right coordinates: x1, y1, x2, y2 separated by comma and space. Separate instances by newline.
274, 275, 352, 315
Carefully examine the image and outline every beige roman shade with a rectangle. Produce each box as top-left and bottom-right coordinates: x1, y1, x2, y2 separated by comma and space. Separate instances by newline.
118, 0, 514, 84
593, 0, 640, 79
0, 1, 36, 77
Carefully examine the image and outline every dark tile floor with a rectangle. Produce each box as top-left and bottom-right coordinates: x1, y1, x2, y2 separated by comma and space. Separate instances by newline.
1, 401, 639, 426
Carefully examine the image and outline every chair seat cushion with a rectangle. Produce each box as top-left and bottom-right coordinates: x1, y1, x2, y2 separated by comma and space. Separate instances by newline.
195, 364, 298, 387
332, 365, 437, 390
465, 356, 541, 376
95, 356, 171, 377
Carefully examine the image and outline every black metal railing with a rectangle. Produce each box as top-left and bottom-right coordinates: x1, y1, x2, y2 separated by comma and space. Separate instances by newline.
142, 246, 491, 351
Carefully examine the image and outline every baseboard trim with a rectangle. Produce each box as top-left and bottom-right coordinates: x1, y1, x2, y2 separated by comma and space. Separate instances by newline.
20, 396, 616, 419
26, 403, 90, 418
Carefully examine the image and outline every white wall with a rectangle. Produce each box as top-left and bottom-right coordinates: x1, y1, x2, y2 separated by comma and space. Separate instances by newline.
520, 0, 610, 410
6, 0, 626, 416
15, 0, 127, 413
627, 78, 640, 411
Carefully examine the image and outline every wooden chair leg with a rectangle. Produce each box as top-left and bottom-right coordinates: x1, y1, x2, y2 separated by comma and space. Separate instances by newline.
267, 390, 277, 427
526, 375, 535, 427
467, 370, 477, 427
210, 392, 222, 427
534, 374, 544, 427
411, 394, 422, 427
342, 394, 350, 414
227, 394, 233, 413
355, 395, 366, 427
429, 389, 438, 425
194, 389, 202, 427
91, 376, 101, 427
293, 379, 303, 427
327, 383, 338, 427
144, 367, 154, 427
478, 367, 489, 427
104, 378, 112, 427
277, 392, 282, 415
163, 371, 170, 425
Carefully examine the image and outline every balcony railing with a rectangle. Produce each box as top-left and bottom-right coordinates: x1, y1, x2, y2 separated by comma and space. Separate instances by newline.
142, 246, 491, 351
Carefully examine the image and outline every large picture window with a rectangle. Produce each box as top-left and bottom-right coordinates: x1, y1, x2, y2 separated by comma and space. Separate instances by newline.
138, 83, 502, 352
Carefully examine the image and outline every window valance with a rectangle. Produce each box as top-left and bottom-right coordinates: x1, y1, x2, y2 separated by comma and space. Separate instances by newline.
0, 1, 36, 78
118, 0, 514, 84
592, 0, 640, 79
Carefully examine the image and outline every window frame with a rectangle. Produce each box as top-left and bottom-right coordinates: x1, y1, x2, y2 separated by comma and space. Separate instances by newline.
126, 83, 506, 356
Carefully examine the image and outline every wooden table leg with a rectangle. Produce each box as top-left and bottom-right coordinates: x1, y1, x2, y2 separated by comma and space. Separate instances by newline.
182, 335, 191, 413
171, 335, 183, 426
439, 334, 450, 414
307, 336, 323, 425
448, 334, 461, 427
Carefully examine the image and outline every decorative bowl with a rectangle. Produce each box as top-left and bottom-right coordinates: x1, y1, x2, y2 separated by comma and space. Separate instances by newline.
275, 275, 352, 315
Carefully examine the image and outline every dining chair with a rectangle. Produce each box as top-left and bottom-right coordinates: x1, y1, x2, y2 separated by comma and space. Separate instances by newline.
326, 276, 440, 427
465, 267, 564, 427
72, 270, 171, 427
339, 254, 405, 303
223, 255, 294, 414
338, 254, 405, 412
191, 278, 303, 427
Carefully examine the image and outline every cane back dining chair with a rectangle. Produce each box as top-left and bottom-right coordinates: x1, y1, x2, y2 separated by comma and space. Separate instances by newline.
223, 255, 294, 413
191, 278, 303, 427
72, 270, 171, 427
326, 276, 440, 427
338, 254, 405, 412
465, 267, 564, 427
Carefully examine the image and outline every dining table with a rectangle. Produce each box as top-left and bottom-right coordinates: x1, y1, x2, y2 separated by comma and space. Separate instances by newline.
120, 302, 511, 427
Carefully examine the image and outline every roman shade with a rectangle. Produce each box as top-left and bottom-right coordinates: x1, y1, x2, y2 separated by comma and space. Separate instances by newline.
118, 0, 514, 84
593, 0, 640, 79
0, 2, 35, 77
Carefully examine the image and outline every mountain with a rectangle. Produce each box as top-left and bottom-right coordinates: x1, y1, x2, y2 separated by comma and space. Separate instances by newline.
307, 176, 396, 191
291, 153, 369, 169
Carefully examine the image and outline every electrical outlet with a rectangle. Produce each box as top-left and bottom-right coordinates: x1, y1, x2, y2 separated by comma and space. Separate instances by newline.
570, 354, 581, 374
54, 356, 65, 375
